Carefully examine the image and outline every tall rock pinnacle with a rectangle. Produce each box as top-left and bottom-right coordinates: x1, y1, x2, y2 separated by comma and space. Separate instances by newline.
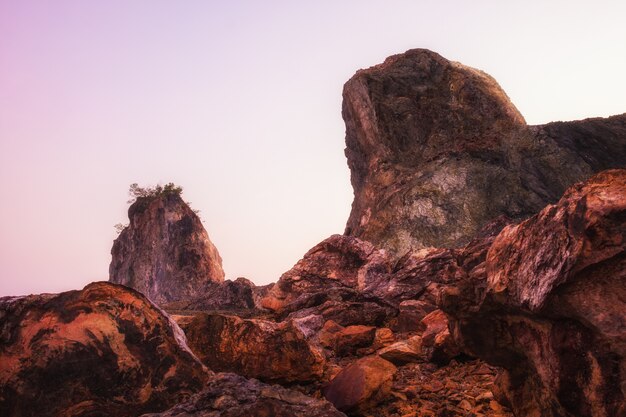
343, 48, 626, 255
109, 189, 224, 304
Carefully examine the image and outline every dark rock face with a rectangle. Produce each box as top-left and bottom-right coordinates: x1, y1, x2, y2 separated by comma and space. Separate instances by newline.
163, 278, 257, 313
181, 313, 325, 384
0, 282, 209, 417
441, 170, 626, 417
343, 48, 626, 255
141, 373, 347, 417
110, 193, 225, 304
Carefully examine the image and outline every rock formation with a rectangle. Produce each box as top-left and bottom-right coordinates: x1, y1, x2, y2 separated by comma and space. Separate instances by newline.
323, 356, 397, 414
141, 373, 347, 417
6, 48, 625, 417
343, 48, 626, 255
180, 313, 326, 383
0, 282, 209, 417
441, 170, 626, 417
110, 191, 225, 304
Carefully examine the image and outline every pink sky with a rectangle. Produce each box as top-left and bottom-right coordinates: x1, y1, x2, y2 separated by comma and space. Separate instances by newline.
1, 1, 625, 296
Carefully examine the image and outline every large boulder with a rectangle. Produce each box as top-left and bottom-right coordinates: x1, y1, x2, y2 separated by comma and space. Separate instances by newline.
343, 48, 626, 256
441, 170, 626, 417
260, 235, 399, 328
0, 282, 209, 417
110, 190, 224, 304
181, 313, 325, 383
141, 373, 346, 417
261, 235, 390, 313
322, 356, 397, 414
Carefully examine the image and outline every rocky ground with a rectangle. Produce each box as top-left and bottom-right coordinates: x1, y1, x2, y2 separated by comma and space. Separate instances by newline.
1, 48, 624, 417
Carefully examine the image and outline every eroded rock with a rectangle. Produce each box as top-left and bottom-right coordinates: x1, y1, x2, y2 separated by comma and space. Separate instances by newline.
141, 372, 346, 417
110, 192, 224, 304
343, 48, 626, 256
182, 313, 325, 383
441, 169, 626, 417
0, 282, 209, 417
323, 356, 397, 414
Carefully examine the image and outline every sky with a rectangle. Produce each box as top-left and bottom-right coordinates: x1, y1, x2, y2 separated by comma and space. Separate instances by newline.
1, 1, 625, 296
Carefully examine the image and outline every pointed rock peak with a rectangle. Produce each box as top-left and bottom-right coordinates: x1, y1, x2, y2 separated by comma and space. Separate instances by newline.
109, 183, 224, 304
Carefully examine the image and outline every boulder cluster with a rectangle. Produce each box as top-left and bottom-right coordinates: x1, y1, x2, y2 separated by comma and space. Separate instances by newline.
1, 49, 625, 417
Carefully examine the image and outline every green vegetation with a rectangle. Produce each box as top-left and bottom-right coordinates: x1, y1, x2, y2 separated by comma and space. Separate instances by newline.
127, 182, 183, 204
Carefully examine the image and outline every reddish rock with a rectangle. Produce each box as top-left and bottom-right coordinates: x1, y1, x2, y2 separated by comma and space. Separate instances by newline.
261, 235, 391, 314
343, 48, 626, 256
378, 336, 423, 365
441, 170, 626, 417
420, 310, 460, 365
319, 321, 377, 357
323, 356, 397, 413
182, 313, 325, 383
141, 372, 346, 417
0, 282, 209, 417
393, 299, 438, 333
110, 191, 224, 304
162, 278, 257, 313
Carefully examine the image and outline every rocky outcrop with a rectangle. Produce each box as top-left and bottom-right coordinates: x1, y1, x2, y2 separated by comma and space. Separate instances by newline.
141, 373, 346, 417
110, 191, 224, 304
181, 313, 325, 383
343, 48, 626, 256
0, 282, 209, 417
318, 321, 377, 357
441, 170, 626, 417
162, 278, 257, 313
261, 235, 390, 313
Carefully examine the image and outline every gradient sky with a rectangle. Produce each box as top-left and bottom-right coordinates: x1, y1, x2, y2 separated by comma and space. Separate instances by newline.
1, 1, 625, 296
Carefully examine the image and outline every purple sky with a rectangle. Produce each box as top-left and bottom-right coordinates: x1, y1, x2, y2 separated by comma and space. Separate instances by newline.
1, 1, 625, 296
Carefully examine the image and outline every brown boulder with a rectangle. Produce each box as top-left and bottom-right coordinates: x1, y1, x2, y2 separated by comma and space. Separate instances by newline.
0, 282, 209, 417
323, 356, 397, 413
182, 313, 325, 383
343, 48, 626, 256
441, 170, 626, 417
261, 234, 391, 314
110, 190, 224, 304
420, 310, 461, 365
141, 372, 346, 417
319, 321, 377, 357
378, 336, 423, 365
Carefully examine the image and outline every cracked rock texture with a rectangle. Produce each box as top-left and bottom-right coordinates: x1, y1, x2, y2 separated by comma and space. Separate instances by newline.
0, 282, 209, 417
441, 170, 626, 417
110, 192, 224, 304
343, 48, 626, 256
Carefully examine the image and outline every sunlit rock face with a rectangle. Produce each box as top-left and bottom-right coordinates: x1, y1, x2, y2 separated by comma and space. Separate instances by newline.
343, 48, 626, 256
0, 282, 210, 417
441, 170, 626, 417
110, 192, 224, 304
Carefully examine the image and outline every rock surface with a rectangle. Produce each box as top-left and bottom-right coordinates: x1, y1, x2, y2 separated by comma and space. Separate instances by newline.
322, 356, 397, 413
110, 192, 224, 304
141, 372, 346, 417
441, 170, 626, 417
0, 282, 209, 417
343, 48, 626, 256
181, 313, 325, 383
377, 336, 422, 365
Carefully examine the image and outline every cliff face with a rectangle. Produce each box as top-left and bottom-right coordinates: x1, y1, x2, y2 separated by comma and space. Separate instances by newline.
109, 192, 224, 304
343, 48, 626, 255
441, 169, 626, 417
